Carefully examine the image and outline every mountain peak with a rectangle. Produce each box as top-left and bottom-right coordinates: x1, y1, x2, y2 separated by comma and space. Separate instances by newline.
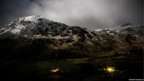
1, 16, 92, 41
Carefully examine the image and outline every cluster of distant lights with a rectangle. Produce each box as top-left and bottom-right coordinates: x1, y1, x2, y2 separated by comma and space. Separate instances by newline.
50, 68, 60, 73
48, 66, 118, 80
50, 66, 116, 73
104, 66, 116, 73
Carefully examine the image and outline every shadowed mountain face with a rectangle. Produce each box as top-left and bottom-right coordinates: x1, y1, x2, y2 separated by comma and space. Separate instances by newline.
0, 16, 143, 81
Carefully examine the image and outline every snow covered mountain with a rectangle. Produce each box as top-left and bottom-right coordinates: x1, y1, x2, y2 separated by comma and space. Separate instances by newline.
1, 16, 91, 40
0, 16, 143, 59
0, 16, 143, 81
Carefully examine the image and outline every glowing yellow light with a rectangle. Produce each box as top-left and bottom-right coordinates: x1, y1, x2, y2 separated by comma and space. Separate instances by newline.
104, 66, 115, 73
50, 68, 60, 73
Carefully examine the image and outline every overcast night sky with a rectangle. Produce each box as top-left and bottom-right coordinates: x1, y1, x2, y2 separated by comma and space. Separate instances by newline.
0, 0, 143, 29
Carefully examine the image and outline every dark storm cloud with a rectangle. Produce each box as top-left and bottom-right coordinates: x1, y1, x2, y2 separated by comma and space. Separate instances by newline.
0, 0, 143, 29
29, 0, 143, 28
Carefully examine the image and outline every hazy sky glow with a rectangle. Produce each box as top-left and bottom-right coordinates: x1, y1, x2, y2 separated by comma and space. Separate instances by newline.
0, 0, 143, 29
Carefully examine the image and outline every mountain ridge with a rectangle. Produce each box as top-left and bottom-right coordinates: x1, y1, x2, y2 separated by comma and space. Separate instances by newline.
0, 16, 143, 58
0, 16, 143, 80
